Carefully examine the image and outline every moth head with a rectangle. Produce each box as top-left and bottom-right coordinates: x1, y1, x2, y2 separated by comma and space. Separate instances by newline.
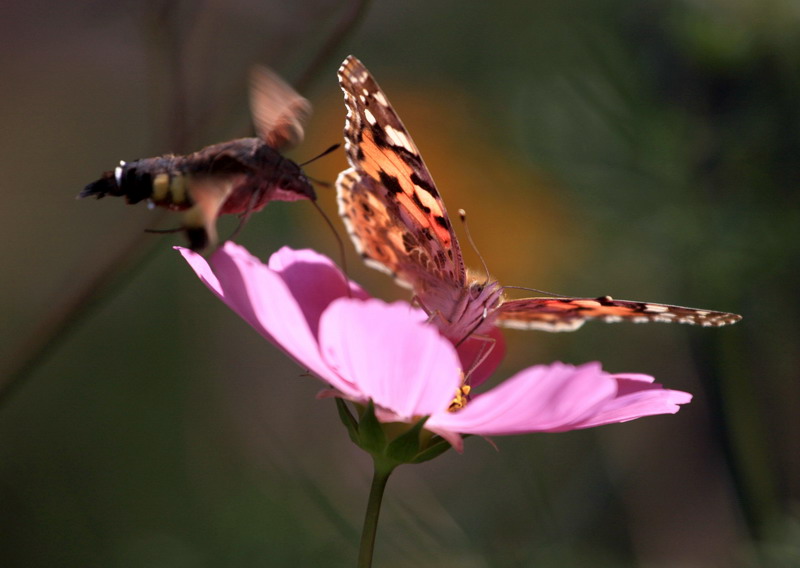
272, 164, 316, 202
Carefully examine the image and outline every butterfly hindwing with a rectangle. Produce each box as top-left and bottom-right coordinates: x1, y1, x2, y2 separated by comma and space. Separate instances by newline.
338, 169, 417, 287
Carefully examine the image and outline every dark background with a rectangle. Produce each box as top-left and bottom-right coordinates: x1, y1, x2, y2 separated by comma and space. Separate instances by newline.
1, 1, 797, 566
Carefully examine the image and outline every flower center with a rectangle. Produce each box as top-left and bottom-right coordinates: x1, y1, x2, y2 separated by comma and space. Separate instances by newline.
448, 385, 471, 412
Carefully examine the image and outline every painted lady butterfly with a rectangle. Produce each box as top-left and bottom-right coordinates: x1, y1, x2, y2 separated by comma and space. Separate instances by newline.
336, 55, 741, 341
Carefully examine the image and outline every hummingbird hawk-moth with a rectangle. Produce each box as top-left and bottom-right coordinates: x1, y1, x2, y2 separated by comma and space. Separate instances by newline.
80, 66, 315, 251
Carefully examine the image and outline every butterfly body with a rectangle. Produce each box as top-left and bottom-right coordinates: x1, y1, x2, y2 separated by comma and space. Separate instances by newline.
336, 55, 741, 339
81, 67, 313, 251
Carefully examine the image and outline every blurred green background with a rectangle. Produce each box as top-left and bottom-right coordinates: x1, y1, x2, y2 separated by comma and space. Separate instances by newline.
1, 1, 798, 566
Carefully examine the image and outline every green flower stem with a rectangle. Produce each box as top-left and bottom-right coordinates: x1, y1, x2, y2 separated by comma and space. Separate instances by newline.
358, 460, 395, 568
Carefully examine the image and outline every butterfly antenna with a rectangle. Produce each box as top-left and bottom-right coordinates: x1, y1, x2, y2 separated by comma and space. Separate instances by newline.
311, 200, 352, 298
459, 333, 497, 385
501, 284, 571, 298
458, 208, 566, 298
458, 209, 491, 283
299, 143, 340, 167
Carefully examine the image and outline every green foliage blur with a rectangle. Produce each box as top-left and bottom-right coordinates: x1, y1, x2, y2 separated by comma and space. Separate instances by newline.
1, 1, 797, 566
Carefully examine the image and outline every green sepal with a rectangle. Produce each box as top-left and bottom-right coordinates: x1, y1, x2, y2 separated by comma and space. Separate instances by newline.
334, 398, 455, 466
356, 400, 387, 454
334, 397, 360, 445
411, 437, 453, 464
385, 416, 429, 463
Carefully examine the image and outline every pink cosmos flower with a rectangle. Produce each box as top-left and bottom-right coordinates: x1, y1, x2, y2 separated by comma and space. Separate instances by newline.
179, 243, 691, 452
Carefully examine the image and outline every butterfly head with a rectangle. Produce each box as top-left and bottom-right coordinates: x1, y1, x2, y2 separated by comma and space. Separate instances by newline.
468, 279, 504, 316
440, 279, 504, 341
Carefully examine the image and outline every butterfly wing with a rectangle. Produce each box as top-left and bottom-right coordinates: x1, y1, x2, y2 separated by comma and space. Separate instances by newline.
336, 55, 466, 307
249, 65, 311, 150
336, 56, 742, 335
496, 295, 743, 332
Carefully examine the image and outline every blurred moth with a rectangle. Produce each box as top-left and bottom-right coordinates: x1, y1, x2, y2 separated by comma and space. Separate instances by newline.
81, 67, 316, 251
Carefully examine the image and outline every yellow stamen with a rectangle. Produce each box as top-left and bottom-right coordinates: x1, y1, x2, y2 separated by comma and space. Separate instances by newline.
449, 385, 471, 412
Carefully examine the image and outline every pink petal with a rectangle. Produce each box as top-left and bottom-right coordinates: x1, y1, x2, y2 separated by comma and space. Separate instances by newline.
428, 362, 619, 435
567, 375, 692, 429
425, 427, 465, 453
177, 247, 223, 296
178, 243, 346, 390
318, 299, 462, 419
267, 247, 370, 337
456, 326, 505, 387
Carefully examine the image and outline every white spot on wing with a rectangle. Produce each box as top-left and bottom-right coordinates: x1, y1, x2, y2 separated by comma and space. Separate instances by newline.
373, 91, 388, 106
385, 125, 414, 152
351, 68, 368, 82
500, 318, 585, 332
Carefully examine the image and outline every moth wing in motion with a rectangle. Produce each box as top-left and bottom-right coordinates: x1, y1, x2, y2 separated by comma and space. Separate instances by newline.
496, 296, 743, 332
181, 175, 242, 251
250, 65, 311, 150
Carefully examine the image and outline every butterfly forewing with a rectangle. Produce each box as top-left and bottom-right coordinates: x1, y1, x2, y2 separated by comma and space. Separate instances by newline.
496, 296, 743, 332
337, 56, 466, 297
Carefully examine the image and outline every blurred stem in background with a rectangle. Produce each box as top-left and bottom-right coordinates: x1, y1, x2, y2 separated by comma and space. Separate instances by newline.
0, 0, 371, 408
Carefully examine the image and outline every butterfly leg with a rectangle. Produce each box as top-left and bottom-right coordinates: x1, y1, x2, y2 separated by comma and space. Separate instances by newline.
460, 332, 497, 386
412, 294, 456, 329
414, 295, 498, 385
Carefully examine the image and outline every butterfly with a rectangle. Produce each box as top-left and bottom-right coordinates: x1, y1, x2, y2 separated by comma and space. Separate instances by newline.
335, 55, 741, 342
80, 66, 315, 251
